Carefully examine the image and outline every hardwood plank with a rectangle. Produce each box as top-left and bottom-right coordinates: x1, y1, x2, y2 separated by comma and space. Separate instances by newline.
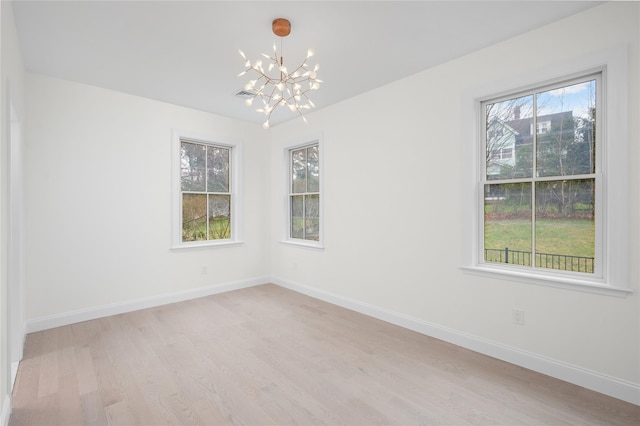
36, 330, 58, 398
58, 373, 84, 426
74, 345, 99, 396
80, 390, 108, 425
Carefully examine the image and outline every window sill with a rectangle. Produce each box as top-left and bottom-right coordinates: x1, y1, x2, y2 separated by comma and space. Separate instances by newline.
460, 265, 633, 298
280, 239, 324, 250
171, 240, 244, 251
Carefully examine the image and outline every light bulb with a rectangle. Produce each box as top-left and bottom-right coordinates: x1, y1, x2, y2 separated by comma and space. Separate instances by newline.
307, 49, 315, 58
263, 121, 270, 129
245, 98, 253, 106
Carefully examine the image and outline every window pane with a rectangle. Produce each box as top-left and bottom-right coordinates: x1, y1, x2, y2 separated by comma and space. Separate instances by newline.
291, 148, 307, 193
535, 179, 595, 273
307, 145, 319, 192
291, 195, 304, 239
181, 142, 206, 191
536, 80, 596, 177
208, 194, 230, 240
305, 194, 320, 241
207, 146, 230, 192
486, 95, 533, 180
182, 194, 207, 241
484, 183, 532, 266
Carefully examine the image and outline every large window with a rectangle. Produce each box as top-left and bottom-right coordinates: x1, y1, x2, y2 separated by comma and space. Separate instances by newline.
172, 131, 240, 248
287, 142, 321, 245
482, 75, 599, 275
462, 48, 630, 295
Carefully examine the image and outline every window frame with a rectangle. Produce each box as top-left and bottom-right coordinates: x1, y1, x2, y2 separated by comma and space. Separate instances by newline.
171, 130, 242, 249
281, 136, 324, 249
461, 46, 631, 297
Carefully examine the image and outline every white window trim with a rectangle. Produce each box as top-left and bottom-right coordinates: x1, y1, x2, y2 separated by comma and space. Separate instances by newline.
280, 134, 324, 249
171, 129, 243, 250
461, 46, 631, 297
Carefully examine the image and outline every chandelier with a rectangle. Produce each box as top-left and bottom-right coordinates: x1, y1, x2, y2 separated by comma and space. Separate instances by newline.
238, 18, 321, 129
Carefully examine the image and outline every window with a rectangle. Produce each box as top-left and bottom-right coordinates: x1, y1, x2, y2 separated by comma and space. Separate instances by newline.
285, 140, 322, 247
172, 131, 241, 248
490, 147, 513, 161
537, 120, 551, 134
462, 47, 630, 295
482, 75, 599, 276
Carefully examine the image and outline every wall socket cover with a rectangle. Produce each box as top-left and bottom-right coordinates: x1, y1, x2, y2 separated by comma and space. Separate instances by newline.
512, 309, 525, 325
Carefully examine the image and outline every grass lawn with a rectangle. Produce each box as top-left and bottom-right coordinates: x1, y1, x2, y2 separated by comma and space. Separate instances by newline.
182, 216, 230, 241
485, 218, 594, 257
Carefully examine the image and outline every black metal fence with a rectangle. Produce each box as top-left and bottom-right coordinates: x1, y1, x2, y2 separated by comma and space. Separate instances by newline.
485, 247, 594, 273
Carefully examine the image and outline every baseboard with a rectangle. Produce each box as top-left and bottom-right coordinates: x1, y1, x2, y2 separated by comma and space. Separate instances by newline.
26, 276, 269, 333
1, 395, 10, 426
272, 276, 640, 406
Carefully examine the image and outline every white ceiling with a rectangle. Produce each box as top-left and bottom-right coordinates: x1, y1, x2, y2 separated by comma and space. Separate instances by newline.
11, 1, 602, 127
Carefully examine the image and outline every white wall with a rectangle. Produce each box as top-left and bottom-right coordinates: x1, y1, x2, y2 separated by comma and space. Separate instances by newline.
24, 74, 270, 322
1, 0, 26, 422
268, 1, 639, 394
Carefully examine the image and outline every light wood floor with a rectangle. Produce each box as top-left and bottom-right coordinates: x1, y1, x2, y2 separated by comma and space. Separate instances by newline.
10, 284, 640, 425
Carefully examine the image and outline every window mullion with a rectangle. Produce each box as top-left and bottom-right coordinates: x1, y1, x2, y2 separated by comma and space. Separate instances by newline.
205, 146, 210, 240
531, 91, 538, 269
302, 194, 307, 240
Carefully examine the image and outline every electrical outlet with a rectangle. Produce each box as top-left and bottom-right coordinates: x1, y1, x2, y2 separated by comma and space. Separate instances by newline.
512, 309, 525, 325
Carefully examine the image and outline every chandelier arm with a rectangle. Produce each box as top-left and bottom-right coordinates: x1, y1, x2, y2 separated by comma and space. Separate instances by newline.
264, 83, 280, 113
289, 63, 307, 76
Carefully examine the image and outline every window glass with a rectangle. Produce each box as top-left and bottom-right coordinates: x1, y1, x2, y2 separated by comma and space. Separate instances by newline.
482, 76, 597, 275
181, 142, 206, 191
180, 140, 232, 242
289, 143, 320, 242
485, 95, 533, 180
536, 80, 596, 177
